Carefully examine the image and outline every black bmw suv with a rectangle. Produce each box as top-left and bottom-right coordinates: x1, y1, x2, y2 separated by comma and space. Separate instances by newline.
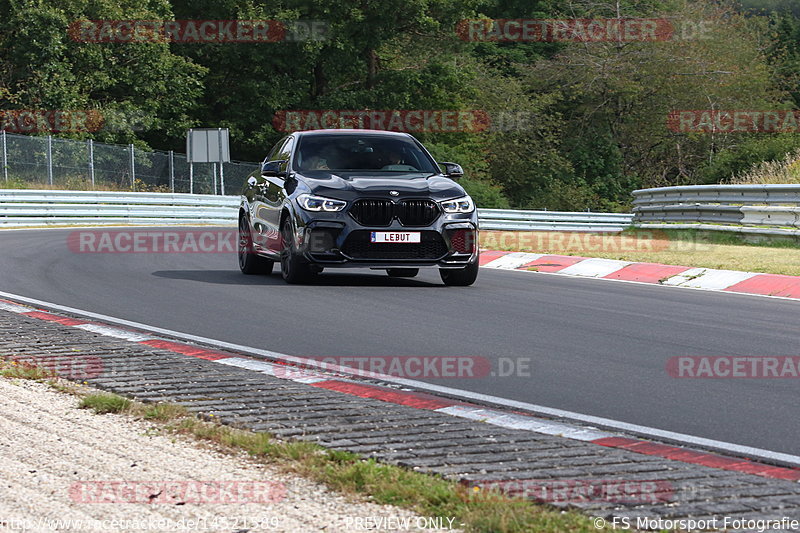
238, 129, 479, 285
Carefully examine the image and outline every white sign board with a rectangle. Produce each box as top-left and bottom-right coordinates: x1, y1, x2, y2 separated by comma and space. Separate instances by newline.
186, 128, 230, 163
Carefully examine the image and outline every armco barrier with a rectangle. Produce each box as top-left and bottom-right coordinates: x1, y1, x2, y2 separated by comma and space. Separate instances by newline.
0, 190, 633, 231
632, 184, 800, 237
0, 190, 239, 227
477, 209, 632, 231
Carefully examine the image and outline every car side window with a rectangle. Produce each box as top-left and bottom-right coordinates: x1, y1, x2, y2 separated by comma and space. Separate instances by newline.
277, 137, 294, 171
264, 137, 288, 163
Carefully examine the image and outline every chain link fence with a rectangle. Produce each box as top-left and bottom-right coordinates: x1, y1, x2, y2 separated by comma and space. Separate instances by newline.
0, 131, 258, 194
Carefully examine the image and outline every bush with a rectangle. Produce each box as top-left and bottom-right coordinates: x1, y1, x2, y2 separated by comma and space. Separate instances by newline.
459, 177, 511, 209
697, 134, 800, 184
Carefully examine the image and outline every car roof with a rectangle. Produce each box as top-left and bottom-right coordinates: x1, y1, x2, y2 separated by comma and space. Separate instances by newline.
294, 129, 413, 138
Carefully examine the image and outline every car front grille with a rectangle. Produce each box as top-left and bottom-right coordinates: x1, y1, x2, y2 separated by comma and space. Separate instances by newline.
349, 199, 439, 227
341, 231, 448, 260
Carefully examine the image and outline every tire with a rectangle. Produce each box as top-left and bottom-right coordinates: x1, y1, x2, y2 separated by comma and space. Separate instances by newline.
386, 268, 419, 278
440, 259, 478, 286
238, 217, 274, 275
280, 217, 315, 284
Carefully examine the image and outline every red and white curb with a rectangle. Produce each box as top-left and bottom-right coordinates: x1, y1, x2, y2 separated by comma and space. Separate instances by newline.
2, 294, 800, 483
481, 252, 800, 299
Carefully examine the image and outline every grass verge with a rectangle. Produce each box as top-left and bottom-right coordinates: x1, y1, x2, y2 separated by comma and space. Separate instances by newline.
481, 228, 800, 276
0, 357, 619, 533
0, 358, 54, 380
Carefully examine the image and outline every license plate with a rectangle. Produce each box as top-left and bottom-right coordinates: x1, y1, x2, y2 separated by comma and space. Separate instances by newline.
370, 231, 421, 244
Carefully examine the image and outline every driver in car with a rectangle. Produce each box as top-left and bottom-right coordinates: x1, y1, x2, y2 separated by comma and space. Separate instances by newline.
306, 153, 330, 170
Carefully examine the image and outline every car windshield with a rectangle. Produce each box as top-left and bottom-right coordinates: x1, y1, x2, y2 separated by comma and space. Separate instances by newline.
295, 134, 438, 174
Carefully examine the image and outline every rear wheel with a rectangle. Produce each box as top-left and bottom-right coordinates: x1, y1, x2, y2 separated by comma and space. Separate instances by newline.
280, 217, 315, 284
238, 217, 274, 275
386, 268, 419, 278
440, 259, 478, 286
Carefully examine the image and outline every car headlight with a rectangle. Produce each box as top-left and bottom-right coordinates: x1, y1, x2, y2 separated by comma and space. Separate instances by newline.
440, 195, 475, 214
297, 194, 347, 212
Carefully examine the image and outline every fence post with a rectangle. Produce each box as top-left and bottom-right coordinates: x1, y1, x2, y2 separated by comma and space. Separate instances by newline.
47, 135, 53, 186
189, 162, 193, 194
88, 139, 95, 187
129, 143, 135, 191
168, 150, 175, 193
212, 162, 218, 195
217, 128, 225, 196
2, 130, 7, 182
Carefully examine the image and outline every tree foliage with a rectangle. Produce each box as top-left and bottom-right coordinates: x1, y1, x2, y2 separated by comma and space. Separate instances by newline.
1, 0, 798, 209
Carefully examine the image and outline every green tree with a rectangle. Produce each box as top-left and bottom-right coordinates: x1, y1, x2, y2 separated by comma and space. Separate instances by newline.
0, 0, 205, 145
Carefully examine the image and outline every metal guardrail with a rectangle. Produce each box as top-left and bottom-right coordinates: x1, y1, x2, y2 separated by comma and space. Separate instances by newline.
0, 190, 239, 227
0, 190, 634, 231
477, 209, 632, 231
632, 184, 800, 206
631, 184, 800, 236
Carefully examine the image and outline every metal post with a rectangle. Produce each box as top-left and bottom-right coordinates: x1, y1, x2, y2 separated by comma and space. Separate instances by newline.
218, 128, 225, 195
212, 162, 218, 195
187, 128, 193, 194
168, 150, 175, 193
47, 135, 53, 185
129, 143, 135, 190
2, 130, 7, 182
88, 139, 94, 187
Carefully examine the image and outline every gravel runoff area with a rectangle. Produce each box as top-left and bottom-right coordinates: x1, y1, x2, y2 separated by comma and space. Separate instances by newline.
0, 378, 461, 533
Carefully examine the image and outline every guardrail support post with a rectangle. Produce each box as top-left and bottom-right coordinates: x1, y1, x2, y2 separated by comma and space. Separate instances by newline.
1, 130, 7, 182
220, 162, 225, 196
47, 135, 53, 185
87, 139, 94, 187
189, 162, 193, 194
212, 163, 218, 195
168, 150, 175, 193
128, 143, 135, 191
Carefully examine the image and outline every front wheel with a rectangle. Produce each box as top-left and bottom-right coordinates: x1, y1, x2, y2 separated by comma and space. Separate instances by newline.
440, 260, 478, 286
280, 217, 315, 284
239, 218, 274, 275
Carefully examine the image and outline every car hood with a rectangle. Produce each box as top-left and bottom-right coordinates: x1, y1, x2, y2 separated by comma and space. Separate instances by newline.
296, 171, 465, 200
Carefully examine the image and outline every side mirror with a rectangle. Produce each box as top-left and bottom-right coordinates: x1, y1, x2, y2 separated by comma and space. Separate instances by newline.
261, 159, 287, 177
440, 162, 464, 179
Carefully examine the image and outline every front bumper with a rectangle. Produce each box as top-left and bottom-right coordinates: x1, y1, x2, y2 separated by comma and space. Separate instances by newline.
293, 207, 478, 269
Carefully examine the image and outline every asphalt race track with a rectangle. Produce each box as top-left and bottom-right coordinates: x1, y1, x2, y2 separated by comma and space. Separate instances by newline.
1, 227, 798, 455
